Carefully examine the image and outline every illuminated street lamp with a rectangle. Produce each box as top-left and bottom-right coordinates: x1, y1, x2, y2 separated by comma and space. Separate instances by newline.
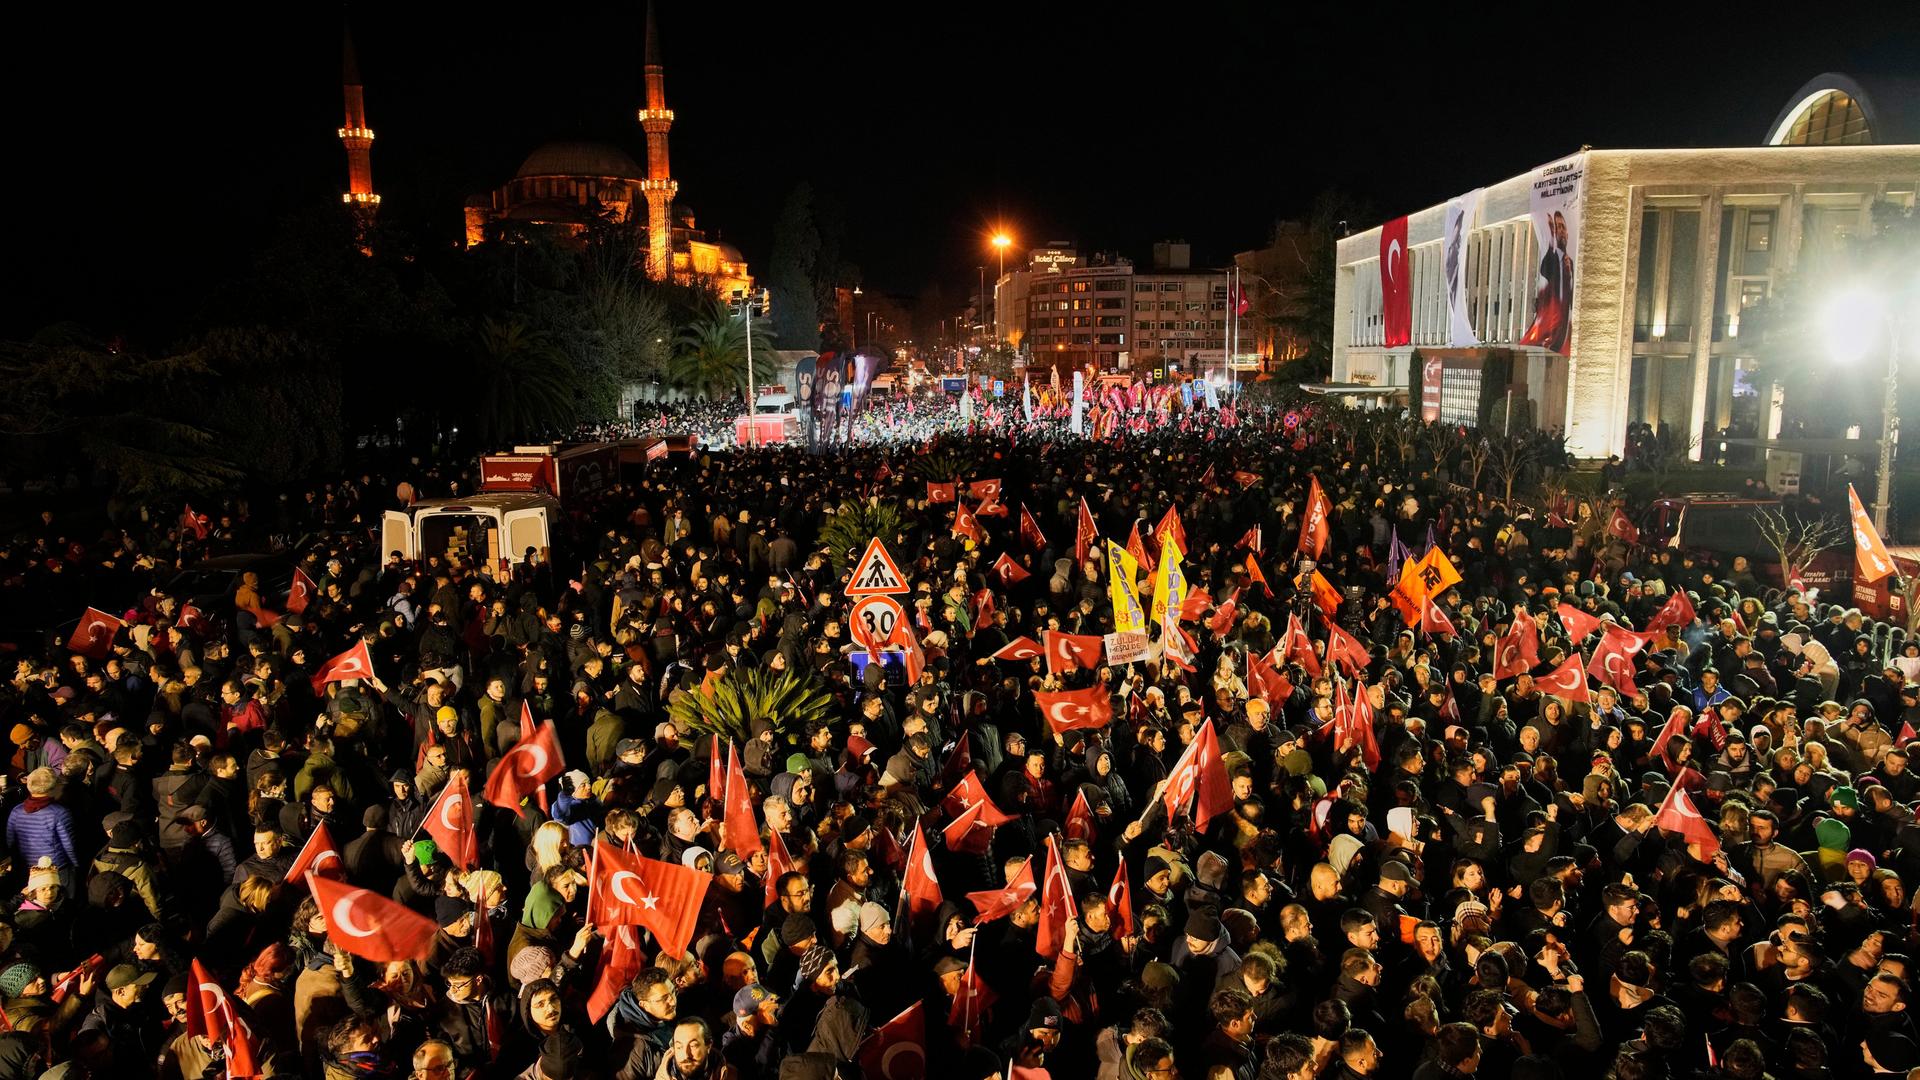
991, 232, 1012, 278
1824, 287, 1898, 532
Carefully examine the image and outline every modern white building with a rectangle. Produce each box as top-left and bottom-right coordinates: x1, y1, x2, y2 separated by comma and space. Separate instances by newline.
1331, 73, 1920, 459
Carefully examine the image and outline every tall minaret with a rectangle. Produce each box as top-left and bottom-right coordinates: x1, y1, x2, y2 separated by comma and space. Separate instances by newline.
339, 23, 379, 212
636, 0, 678, 281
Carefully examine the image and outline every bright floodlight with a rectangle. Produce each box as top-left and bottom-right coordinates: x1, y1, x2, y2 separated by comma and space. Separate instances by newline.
991, 233, 1012, 249
1824, 288, 1886, 365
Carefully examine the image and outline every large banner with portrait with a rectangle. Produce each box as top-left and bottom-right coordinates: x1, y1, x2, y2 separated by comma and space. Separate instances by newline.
1518, 154, 1586, 356
1444, 188, 1483, 348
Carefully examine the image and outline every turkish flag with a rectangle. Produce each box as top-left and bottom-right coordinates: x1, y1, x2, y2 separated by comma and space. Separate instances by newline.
1178, 590, 1212, 623
1044, 630, 1105, 675
933, 731, 975, 797
177, 603, 212, 637
942, 772, 1016, 826
1649, 706, 1692, 760
991, 553, 1031, 586
1020, 504, 1048, 551
1207, 590, 1242, 637
1643, 590, 1696, 635
1108, 860, 1134, 938
1536, 652, 1591, 703
1656, 781, 1720, 857
422, 775, 478, 870
722, 742, 760, 862
285, 821, 344, 883
1493, 613, 1540, 679
1126, 521, 1157, 577
708, 739, 725, 811
180, 504, 210, 541
587, 923, 647, 1025
483, 718, 563, 816
858, 1003, 929, 1080
1162, 719, 1233, 830
953, 501, 985, 544
972, 587, 995, 630
902, 822, 943, 939
763, 828, 794, 910
1420, 597, 1457, 638
1233, 471, 1262, 491
48, 954, 105, 1005
1236, 524, 1263, 553
588, 838, 710, 958
309, 639, 375, 695
1587, 625, 1650, 697
1064, 789, 1096, 843
1245, 551, 1272, 598
308, 875, 437, 962
286, 568, 318, 615
1557, 603, 1602, 643
1162, 619, 1199, 673
1035, 834, 1079, 959
966, 856, 1037, 923
948, 948, 997, 1047
187, 959, 262, 1079
1248, 650, 1293, 706
1298, 476, 1331, 559
928, 482, 957, 504
1609, 508, 1640, 544
1280, 612, 1322, 678
67, 607, 124, 661
1852, 484, 1896, 584
990, 635, 1043, 662
1036, 685, 1113, 734
899, 619, 927, 686
1323, 619, 1371, 679
1154, 505, 1187, 556
968, 479, 1002, 504
1075, 498, 1098, 565
1380, 216, 1412, 347
942, 799, 995, 854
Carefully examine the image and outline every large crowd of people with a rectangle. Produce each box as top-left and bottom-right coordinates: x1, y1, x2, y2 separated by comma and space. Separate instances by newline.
0, 394, 1912, 1080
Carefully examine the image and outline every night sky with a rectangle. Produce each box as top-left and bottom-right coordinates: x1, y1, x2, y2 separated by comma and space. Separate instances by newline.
10, 3, 1920, 340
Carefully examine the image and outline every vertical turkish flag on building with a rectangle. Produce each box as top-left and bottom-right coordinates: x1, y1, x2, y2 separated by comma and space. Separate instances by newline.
1162, 719, 1233, 830
1035, 834, 1079, 959
858, 1003, 929, 1080
67, 607, 124, 661
1075, 498, 1098, 565
588, 839, 711, 958
422, 775, 478, 871
966, 857, 1037, 923
1656, 780, 1720, 857
309, 639, 375, 695
285, 821, 344, 883
1108, 860, 1134, 938
1298, 476, 1332, 558
484, 719, 563, 816
286, 568, 318, 615
187, 959, 262, 1079
722, 742, 760, 862
1020, 504, 1049, 551
1380, 216, 1412, 347
1851, 484, 1896, 584
309, 875, 438, 961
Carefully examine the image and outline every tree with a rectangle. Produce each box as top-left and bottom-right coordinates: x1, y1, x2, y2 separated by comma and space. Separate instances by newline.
1484, 434, 1539, 509
468, 317, 582, 442
1269, 191, 1372, 379
169, 327, 345, 487
668, 667, 835, 748
1753, 504, 1848, 589
766, 184, 821, 350
818, 500, 904, 575
668, 301, 777, 401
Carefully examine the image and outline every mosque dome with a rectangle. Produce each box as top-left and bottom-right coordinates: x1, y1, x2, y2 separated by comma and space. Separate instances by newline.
514, 140, 645, 179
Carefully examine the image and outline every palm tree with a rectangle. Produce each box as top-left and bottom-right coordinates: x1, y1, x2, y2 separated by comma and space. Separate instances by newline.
668, 300, 777, 401
470, 316, 580, 441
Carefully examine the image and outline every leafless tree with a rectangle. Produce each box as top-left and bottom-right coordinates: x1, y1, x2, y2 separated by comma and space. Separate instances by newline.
1460, 438, 1491, 492
1484, 435, 1539, 510
1753, 505, 1849, 591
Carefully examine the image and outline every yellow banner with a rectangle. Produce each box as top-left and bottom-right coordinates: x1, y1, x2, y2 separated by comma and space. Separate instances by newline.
1108, 540, 1145, 633
1149, 534, 1186, 629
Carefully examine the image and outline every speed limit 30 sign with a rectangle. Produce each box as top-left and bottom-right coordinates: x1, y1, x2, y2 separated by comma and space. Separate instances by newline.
849, 595, 908, 654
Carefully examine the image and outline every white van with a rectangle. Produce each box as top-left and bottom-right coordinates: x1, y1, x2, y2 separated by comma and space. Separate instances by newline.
382, 492, 560, 571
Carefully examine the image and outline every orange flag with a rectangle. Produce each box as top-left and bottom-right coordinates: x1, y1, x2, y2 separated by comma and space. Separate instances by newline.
1298, 476, 1331, 559
1851, 484, 1895, 584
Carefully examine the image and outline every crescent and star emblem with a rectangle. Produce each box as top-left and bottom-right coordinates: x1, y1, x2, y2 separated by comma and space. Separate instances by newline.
609, 870, 645, 907
441, 794, 465, 830
1386, 239, 1403, 283
332, 893, 377, 937
511, 742, 549, 778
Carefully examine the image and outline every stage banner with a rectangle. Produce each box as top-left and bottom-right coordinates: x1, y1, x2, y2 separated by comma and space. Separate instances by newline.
1519, 154, 1586, 355
1444, 188, 1483, 348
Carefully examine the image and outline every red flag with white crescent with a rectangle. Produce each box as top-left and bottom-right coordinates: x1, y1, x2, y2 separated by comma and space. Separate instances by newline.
285, 821, 344, 883
763, 828, 794, 910
1020, 504, 1048, 551
287, 568, 318, 615
1280, 612, 1322, 678
941, 772, 1017, 825
308, 639, 375, 695
1586, 625, 1649, 698
1035, 685, 1112, 734
1655, 780, 1720, 857
308, 875, 438, 962
947, 948, 997, 1047
722, 741, 760, 862
1535, 652, 1591, 703
1064, 789, 1096, 843
1161, 719, 1232, 830
422, 774, 478, 871
901, 822, 943, 938
1380, 216, 1412, 347
991, 552, 1031, 586
587, 838, 710, 958
942, 799, 995, 854
483, 719, 563, 816
1557, 602, 1602, 643
1044, 630, 1105, 675
187, 958, 262, 1078
1493, 612, 1540, 680
965, 856, 1037, 923
990, 635, 1043, 662
1108, 860, 1134, 938
67, 607, 124, 661
1035, 834, 1079, 959
857, 1003, 929, 1080
587, 923, 646, 1025
1323, 619, 1371, 679
1643, 590, 1696, 636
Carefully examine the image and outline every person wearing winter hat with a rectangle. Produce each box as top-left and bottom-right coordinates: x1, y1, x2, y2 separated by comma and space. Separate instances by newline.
9, 767, 77, 875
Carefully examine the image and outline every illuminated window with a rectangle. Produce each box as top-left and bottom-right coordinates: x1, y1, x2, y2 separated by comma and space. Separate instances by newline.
1778, 91, 1872, 146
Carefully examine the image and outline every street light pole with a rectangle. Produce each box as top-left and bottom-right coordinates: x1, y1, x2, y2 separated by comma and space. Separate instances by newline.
1877, 316, 1900, 534
743, 298, 757, 448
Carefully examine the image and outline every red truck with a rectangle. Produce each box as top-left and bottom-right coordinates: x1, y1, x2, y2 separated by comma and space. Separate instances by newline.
479, 443, 619, 502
